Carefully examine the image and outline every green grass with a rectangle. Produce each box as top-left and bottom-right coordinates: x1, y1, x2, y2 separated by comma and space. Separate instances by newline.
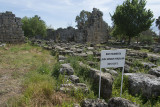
52, 56, 96, 101
2, 43, 160, 106
140, 49, 149, 53
112, 73, 160, 106
62, 55, 160, 106
0, 43, 69, 106
7, 70, 56, 107
0, 43, 55, 70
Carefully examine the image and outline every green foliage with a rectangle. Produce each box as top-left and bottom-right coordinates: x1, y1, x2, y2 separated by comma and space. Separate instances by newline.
112, 73, 160, 106
113, 73, 129, 93
111, 25, 126, 41
37, 64, 50, 75
7, 71, 56, 107
52, 63, 61, 78
50, 50, 59, 60
111, 0, 154, 44
66, 56, 89, 78
132, 60, 143, 68
61, 102, 74, 107
139, 34, 154, 45
75, 10, 91, 29
9, 43, 32, 53
21, 15, 47, 38
141, 29, 157, 37
71, 89, 95, 101
112, 73, 142, 104
139, 29, 156, 45
50, 50, 57, 56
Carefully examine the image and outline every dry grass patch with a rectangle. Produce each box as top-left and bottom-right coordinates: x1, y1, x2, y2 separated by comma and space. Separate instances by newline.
0, 43, 56, 106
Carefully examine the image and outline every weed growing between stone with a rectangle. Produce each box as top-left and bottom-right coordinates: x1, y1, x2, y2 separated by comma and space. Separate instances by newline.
7, 65, 74, 107
3, 43, 160, 106
51, 57, 96, 102
65, 56, 99, 98
112, 73, 160, 106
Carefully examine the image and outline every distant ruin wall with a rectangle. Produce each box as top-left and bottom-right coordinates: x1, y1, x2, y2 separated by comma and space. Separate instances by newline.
46, 27, 85, 43
0, 11, 25, 43
46, 8, 109, 44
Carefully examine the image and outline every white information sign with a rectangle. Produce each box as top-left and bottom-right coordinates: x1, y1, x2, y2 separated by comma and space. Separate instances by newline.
100, 49, 126, 68
99, 49, 126, 98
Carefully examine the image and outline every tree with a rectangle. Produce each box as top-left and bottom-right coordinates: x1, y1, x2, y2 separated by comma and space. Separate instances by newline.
156, 16, 160, 30
75, 10, 91, 30
21, 15, 47, 38
111, 0, 154, 44
111, 25, 127, 42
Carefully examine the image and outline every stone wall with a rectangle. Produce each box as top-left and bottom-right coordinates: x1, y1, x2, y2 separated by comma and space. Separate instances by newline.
0, 11, 25, 43
46, 29, 55, 40
86, 8, 108, 44
46, 27, 85, 43
45, 8, 109, 44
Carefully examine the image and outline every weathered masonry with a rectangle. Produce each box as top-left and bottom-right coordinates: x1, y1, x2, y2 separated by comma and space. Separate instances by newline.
46, 8, 109, 44
0, 11, 25, 43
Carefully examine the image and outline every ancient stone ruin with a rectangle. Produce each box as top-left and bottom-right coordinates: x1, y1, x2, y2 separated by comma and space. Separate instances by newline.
86, 8, 108, 44
0, 11, 25, 43
46, 8, 109, 44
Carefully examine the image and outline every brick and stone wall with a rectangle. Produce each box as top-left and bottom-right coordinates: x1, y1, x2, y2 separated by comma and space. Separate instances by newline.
86, 8, 108, 44
0, 11, 25, 43
45, 8, 109, 44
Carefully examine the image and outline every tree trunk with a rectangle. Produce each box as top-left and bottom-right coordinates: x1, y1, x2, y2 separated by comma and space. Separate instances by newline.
128, 36, 131, 45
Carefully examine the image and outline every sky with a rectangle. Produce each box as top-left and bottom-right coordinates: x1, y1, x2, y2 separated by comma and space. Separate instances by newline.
0, 0, 159, 34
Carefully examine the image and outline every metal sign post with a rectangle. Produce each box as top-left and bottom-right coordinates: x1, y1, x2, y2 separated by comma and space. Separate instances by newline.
120, 66, 125, 97
99, 49, 126, 98
98, 67, 102, 98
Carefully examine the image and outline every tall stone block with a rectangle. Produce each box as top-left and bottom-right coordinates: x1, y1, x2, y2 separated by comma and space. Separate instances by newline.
86, 8, 108, 44
0, 11, 25, 43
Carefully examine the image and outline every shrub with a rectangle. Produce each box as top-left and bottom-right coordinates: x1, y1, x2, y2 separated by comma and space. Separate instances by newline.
37, 64, 50, 75
21, 15, 47, 38
50, 50, 58, 56
52, 63, 61, 78
132, 60, 143, 68
139, 35, 154, 45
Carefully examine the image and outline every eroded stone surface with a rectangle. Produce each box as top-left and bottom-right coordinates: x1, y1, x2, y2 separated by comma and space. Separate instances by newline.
45, 8, 109, 44
108, 97, 139, 107
125, 73, 160, 98
60, 83, 88, 93
81, 99, 108, 107
59, 63, 74, 75
69, 75, 79, 83
149, 66, 160, 77
79, 62, 113, 99
0, 11, 25, 43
